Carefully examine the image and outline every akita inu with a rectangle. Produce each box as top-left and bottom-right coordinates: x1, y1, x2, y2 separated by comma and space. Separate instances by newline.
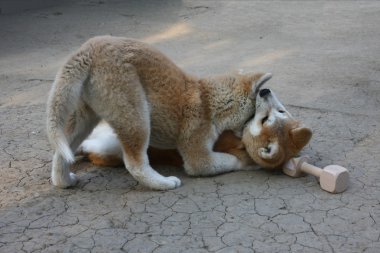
79, 88, 312, 172
47, 36, 274, 190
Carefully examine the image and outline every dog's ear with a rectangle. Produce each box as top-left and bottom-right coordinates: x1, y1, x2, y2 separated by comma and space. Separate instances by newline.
290, 127, 312, 149
250, 73, 272, 98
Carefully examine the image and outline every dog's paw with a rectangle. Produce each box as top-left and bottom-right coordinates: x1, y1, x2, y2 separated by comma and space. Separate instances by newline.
145, 175, 181, 190
68, 172, 79, 186
156, 176, 181, 190
166, 176, 181, 188
129, 165, 181, 190
52, 172, 78, 188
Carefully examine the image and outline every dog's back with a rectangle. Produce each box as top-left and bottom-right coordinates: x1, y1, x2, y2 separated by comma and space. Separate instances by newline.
86, 36, 199, 147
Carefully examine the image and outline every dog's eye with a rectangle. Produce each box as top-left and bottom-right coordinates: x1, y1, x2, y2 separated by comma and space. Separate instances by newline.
261, 116, 268, 124
278, 110, 285, 113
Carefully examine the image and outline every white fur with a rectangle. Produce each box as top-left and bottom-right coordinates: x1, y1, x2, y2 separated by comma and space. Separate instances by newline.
180, 124, 244, 176
122, 149, 181, 190
80, 123, 123, 158
210, 125, 243, 173
47, 78, 85, 164
56, 131, 76, 163
266, 110, 288, 126
211, 152, 243, 173
183, 151, 243, 176
51, 152, 78, 187
248, 119, 262, 137
266, 113, 276, 126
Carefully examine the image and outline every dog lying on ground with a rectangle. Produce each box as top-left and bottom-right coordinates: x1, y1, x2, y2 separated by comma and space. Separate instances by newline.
47, 35, 310, 190
79, 88, 312, 173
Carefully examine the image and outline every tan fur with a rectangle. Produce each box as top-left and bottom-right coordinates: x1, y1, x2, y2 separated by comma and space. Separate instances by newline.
84, 119, 310, 170
243, 120, 312, 169
87, 153, 124, 167
46, 36, 272, 189
86, 147, 184, 168
82, 130, 249, 168
243, 89, 312, 169
80, 88, 312, 170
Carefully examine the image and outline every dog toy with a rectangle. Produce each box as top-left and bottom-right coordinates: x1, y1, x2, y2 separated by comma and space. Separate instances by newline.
282, 156, 349, 193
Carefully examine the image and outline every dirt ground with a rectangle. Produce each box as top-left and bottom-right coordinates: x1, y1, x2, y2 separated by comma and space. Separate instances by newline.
1, 1, 380, 252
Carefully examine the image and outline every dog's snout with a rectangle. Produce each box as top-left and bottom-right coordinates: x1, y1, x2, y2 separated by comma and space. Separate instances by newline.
259, 89, 271, 98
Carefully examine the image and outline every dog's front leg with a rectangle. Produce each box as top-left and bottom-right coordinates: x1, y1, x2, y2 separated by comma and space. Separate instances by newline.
178, 128, 244, 176
180, 147, 244, 176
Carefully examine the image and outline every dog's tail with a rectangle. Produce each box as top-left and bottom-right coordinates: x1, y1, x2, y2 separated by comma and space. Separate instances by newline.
46, 45, 93, 163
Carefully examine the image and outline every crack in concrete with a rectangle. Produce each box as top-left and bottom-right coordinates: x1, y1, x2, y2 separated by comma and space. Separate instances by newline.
1, 1, 380, 252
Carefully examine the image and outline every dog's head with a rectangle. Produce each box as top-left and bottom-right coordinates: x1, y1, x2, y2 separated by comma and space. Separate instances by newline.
242, 88, 312, 169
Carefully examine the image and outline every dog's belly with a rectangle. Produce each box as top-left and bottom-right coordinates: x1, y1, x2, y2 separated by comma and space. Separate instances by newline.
149, 134, 176, 149
149, 130, 177, 149
149, 121, 178, 149
147, 101, 181, 149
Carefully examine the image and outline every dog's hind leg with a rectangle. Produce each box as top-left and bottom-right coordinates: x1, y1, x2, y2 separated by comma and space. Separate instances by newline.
86, 68, 181, 190
104, 99, 181, 190
51, 101, 99, 188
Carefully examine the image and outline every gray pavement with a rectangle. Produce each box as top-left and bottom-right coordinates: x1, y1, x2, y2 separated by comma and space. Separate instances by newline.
1, 1, 380, 252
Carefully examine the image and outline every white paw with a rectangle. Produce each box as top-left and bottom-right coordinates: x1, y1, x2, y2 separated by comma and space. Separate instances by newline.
69, 172, 79, 185
147, 176, 181, 190
52, 172, 78, 188
127, 164, 181, 190
166, 176, 181, 188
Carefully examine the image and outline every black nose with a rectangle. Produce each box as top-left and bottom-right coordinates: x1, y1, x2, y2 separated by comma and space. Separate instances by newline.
259, 88, 271, 97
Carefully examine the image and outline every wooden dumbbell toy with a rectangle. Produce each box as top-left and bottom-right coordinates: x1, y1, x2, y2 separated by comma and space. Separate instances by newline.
282, 156, 349, 193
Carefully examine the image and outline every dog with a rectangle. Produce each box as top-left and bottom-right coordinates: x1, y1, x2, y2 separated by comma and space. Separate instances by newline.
46, 35, 291, 190
79, 88, 312, 172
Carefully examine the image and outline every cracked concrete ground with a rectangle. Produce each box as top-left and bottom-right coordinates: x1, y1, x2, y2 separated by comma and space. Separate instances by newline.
1, 1, 380, 252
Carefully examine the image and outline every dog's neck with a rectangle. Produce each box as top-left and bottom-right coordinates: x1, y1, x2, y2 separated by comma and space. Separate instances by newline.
199, 75, 256, 133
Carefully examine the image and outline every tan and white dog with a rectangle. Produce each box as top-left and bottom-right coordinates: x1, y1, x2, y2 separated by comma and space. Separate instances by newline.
47, 36, 274, 190
79, 88, 312, 172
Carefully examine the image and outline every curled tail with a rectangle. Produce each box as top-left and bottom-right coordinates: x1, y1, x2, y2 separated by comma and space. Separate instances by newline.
46, 45, 92, 163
